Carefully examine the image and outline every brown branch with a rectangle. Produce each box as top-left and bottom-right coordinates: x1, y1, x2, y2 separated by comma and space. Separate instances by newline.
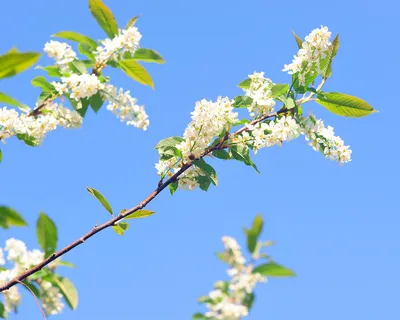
0, 109, 285, 292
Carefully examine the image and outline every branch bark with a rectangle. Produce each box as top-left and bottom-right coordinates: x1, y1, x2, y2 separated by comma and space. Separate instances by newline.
0, 109, 284, 292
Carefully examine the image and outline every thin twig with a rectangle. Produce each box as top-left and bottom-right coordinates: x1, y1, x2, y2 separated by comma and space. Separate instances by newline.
16, 280, 47, 320
0, 109, 286, 292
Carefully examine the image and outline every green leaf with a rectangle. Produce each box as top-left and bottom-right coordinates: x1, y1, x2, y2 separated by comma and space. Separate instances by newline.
36, 212, 58, 258
86, 186, 113, 215
0, 206, 28, 229
155, 136, 184, 159
0, 91, 28, 111
244, 214, 264, 253
285, 97, 296, 109
0, 52, 40, 79
169, 181, 179, 195
50, 277, 78, 310
16, 133, 38, 147
292, 30, 303, 49
243, 292, 255, 310
212, 149, 231, 160
36, 91, 53, 106
0, 302, 7, 319
89, 0, 118, 38
238, 78, 251, 89
0, 149, 2, 163
253, 262, 295, 277
52, 31, 98, 49
58, 261, 75, 268
132, 48, 165, 64
36, 65, 62, 77
232, 95, 253, 109
89, 92, 104, 112
119, 60, 154, 88
68, 60, 88, 75
321, 34, 340, 78
112, 222, 129, 235
193, 158, 218, 186
126, 15, 140, 29
31, 76, 54, 92
192, 313, 208, 320
65, 95, 90, 117
230, 144, 259, 173
316, 92, 376, 117
28, 269, 51, 281
195, 175, 212, 191
78, 43, 96, 61
271, 84, 289, 98
125, 209, 155, 219
22, 281, 41, 298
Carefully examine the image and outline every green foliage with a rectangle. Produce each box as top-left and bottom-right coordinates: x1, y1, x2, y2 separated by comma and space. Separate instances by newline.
89, 92, 104, 112
237, 78, 251, 89
36, 91, 53, 106
36, 65, 62, 77
271, 84, 289, 98
244, 214, 264, 253
169, 181, 179, 195
119, 60, 154, 88
86, 186, 113, 215
292, 72, 318, 94
0, 149, 2, 163
22, 281, 41, 298
0, 52, 40, 79
292, 30, 303, 49
155, 136, 184, 160
316, 92, 376, 117
0, 206, 28, 229
192, 313, 208, 320
36, 212, 58, 258
31, 76, 54, 92
232, 95, 253, 109
243, 292, 255, 310
48, 276, 79, 310
230, 144, 259, 173
320, 34, 340, 79
52, 31, 98, 49
68, 60, 88, 75
65, 94, 90, 117
16, 133, 38, 146
112, 222, 129, 235
125, 209, 155, 219
253, 262, 295, 277
88, 0, 118, 38
132, 48, 165, 64
78, 43, 96, 61
212, 149, 231, 160
0, 91, 27, 109
193, 158, 218, 186
126, 15, 140, 29
0, 302, 7, 319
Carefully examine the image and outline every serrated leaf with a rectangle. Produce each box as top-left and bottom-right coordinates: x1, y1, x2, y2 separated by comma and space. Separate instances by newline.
321, 34, 340, 78
0, 52, 40, 79
36, 65, 62, 77
0, 206, 27, 229
89, 92, 104, 112
86, 186, 113, 215
52, 31, 98, 49
50, 276, 78, 310
193, 158, 218, 186
132, 48, 165, 64
31, 76, 54, 92
316, 92, 376, 117
271, 84, 289, 98
244, 214, 263, 253
125, 209, 155, 219
112, 222, 129, 235
89, 0, 118, 38
169, 181, 179, 195
253, 262, 295, 277
119, 60, 154, 88
36, 212, 58, 258
238, 78, 251, 89
126, 15, 140, 29
292, 30, 303, 49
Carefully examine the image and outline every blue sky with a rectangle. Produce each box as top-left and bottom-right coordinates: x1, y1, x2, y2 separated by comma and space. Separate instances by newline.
0, 0, 399, 319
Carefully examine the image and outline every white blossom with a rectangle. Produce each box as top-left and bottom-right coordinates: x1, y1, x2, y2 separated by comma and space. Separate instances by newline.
44, 40, 76, 68
40, 281, 64, 316
61, 74, 104, 101
243, 72, 276, 116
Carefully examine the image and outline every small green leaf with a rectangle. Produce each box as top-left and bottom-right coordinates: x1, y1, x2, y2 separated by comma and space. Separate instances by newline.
232, 95, 253, 109
58, 261, 75, 268
193, 158, 218, 186
31, 76, 54, 92
192, 313, 208, 320
0, 302, 7, 319
52, 31, 98, 49
68, 61, 88, 75
16, 133, 38, 147
316, 92, 376, 117
112, 222, 129, 235
89, 92, 104, 112
285, 97, 296, 109
195, 175, 212, 191
155, 136, 184, 156
253, 262, 295, 277
212, 149, 231, 160
0, 91, 27, 109
0, 149, 2, 163
119, 60, 154, 88
50, 277, 78, 310
36, 212, 58, 258
271, 84, 289, 98
321, 34, 340, 78
230, 144, 259, 173
0, 206, 27, 229
65, 95, 90, 117
169, 181, 179, 195
0, 52, 40, 79
292, 30, 303, 49
22, 281, 41, 298
132, 48, 165, 64
243, 292, 255, 310
28, 269, 51, 281
86, 186, 113, 215
238, 78, 251, 89
126, 15, 140, 29
244, 214, 264, 253
89, 0, 118, 38
36, 91, 53, 106
125, 209, 155, 219
36, 65, 62, 77
78, 43, 96, 61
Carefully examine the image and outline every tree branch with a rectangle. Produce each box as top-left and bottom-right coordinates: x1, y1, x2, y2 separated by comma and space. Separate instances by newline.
0, 109, 284, 292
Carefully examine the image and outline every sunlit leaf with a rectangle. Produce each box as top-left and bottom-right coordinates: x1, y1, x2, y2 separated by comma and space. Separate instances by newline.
36, 212, 58, 258
253, 262, 295, 277
86, 186, 113, 215
0, 52, 40, 79
89, 0, 118, 38
119, 60, 154, 88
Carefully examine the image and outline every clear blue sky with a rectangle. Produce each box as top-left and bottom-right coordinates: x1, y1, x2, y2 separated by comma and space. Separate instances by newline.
0, 0, 398, 319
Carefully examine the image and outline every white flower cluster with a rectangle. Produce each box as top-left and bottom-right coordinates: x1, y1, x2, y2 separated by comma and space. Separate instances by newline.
103, 84, 149, 130
243, 72, 276, 117
233, 115, 301, 153
283, 26, 332, 86
0, 238, 64, 316
95, 26, 142, 63
52, 74, 104, 101
300, 113, 352, 164
155, 97, 238, 190
201, 236, 266, 320
0, 104, 82, 145
44, 40, 77, 70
